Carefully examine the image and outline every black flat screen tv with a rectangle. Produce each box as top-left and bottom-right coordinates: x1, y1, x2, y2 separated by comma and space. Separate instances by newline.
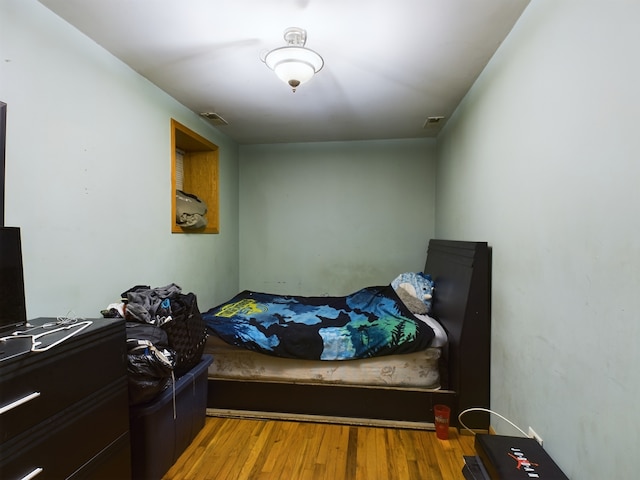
1, 101, 6, 227
0, 227, 28, 332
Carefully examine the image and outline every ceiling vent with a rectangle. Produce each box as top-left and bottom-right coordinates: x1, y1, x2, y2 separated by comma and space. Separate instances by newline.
200, 112, 229, 126
423, 116, 445, 129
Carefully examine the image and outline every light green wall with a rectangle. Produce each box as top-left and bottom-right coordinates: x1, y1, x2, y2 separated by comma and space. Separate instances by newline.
436, 1, 640, 478
1, 0, 240, 317
9, 0, 636, 476
239, 139, 436, 295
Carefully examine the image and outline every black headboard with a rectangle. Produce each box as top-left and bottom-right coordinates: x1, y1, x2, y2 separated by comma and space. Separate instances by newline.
425, 239, 491, 430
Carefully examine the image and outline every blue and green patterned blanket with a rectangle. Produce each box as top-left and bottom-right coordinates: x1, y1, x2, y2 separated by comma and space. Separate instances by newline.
202, 285, 434, 360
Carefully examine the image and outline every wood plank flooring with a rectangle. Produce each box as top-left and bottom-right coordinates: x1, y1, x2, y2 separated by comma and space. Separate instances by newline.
162, 417, 475, 480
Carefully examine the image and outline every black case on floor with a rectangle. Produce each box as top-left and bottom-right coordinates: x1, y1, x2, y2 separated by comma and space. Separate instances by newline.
474, 434, 569, 480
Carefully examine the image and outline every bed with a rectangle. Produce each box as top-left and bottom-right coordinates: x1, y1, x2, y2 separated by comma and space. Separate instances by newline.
202, 239, 491, 431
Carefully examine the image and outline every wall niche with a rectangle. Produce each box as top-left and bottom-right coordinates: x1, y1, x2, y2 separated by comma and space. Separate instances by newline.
171, 119, 219, 234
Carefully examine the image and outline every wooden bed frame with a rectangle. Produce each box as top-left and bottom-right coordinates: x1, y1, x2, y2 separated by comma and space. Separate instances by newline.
206, 239, 491, 431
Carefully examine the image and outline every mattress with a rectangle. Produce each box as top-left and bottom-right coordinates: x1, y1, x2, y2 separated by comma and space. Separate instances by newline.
204, 334, 442, 390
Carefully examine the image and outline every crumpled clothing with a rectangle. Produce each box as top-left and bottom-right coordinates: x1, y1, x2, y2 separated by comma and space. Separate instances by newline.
177, 212, 207, 229
176, 190, 207, 229
123, 283, 182, 325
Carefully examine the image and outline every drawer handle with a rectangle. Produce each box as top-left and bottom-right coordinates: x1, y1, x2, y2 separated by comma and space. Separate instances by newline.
20, 467, 43, 480
0, 391, 41, 415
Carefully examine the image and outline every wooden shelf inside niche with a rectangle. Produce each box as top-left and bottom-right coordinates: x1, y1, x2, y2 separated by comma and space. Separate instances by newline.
171, 119, 219, 234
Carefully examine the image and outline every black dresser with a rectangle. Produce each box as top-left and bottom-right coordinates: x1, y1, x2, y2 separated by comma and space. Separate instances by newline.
0, 317, 131, 479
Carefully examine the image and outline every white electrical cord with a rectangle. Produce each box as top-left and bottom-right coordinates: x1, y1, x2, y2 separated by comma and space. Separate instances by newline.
458, 407, 529, 437
12, 313, 85, 335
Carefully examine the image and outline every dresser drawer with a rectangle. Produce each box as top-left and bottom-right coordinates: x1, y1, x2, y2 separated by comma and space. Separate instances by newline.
0, 378, 129, 480
68, 431, 131, 480
0, 319, 126, 444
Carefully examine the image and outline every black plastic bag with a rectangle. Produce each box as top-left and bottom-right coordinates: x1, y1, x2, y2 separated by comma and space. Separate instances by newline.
126, 323, 176, 405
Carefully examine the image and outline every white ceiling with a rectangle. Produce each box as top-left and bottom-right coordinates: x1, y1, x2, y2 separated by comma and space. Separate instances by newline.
38, 0, 530, 145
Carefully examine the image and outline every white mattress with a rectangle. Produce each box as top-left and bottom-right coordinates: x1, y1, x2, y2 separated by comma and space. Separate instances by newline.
204, 335, 442, 390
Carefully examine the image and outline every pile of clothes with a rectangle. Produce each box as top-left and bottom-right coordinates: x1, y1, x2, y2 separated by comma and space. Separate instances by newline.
102, 284, 207, 405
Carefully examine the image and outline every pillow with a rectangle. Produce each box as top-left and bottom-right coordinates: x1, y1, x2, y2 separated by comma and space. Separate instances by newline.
391, 272, 435, 314
395, 286, 429, 314
414, 314, 448, 348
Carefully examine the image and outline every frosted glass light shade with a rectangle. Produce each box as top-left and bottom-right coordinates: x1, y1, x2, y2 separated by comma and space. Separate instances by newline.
264, 46, 324, 91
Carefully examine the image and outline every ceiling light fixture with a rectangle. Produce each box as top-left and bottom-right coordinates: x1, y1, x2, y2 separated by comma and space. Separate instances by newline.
263, 27, 324, 93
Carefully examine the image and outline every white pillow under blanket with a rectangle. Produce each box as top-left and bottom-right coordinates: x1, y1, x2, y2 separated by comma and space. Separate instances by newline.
413, 314, 448, 348
391, 272, 434, 314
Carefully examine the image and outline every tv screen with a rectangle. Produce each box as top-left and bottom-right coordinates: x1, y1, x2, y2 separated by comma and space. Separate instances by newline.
1, 101, 5, 227
0, 227, 28, 332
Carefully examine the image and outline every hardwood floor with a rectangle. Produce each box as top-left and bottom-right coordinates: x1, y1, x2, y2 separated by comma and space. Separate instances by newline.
162, 417, 475, 480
